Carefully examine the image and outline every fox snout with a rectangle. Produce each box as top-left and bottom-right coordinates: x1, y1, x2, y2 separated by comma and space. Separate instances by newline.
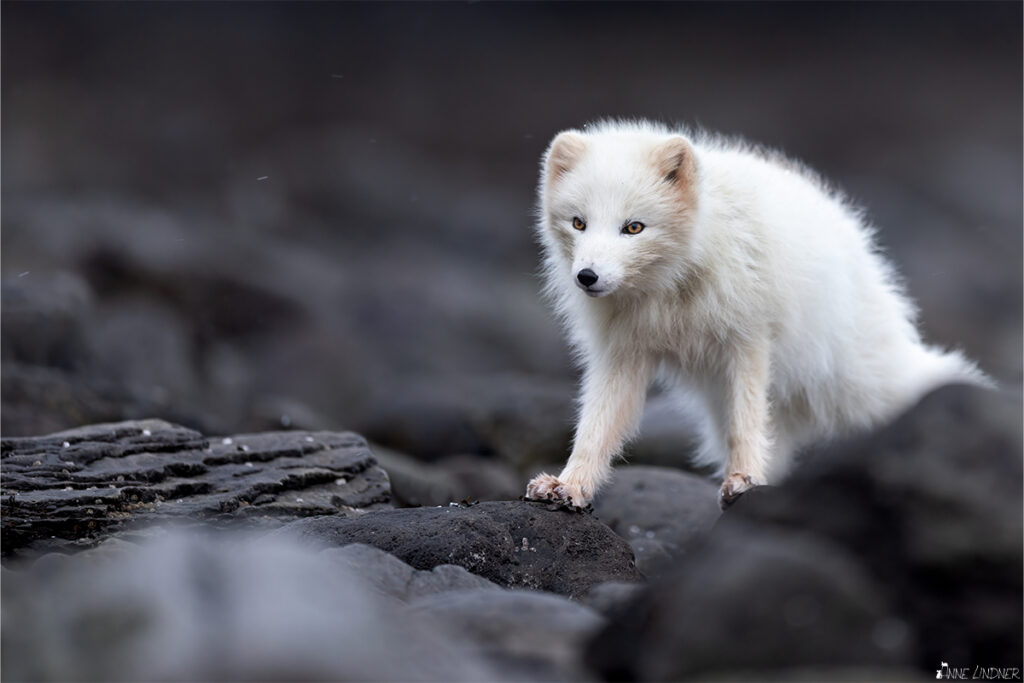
576, 268, 599, 287
575, 267, 611, 297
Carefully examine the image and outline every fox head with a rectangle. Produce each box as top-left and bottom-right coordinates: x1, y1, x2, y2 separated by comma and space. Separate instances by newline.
537, 123, 700, 301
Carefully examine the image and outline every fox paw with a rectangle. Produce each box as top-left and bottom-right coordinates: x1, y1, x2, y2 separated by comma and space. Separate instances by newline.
719, 472, 758, 510
526, 473, 589, 507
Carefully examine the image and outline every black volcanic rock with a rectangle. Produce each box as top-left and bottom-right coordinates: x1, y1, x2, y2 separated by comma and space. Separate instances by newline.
274, 500, 643, 598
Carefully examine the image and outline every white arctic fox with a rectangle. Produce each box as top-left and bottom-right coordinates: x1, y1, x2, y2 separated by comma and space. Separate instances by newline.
525, 119, 989, 509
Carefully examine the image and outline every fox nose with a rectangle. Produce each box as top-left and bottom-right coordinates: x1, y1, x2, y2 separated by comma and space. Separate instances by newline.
577, 269, 599, 287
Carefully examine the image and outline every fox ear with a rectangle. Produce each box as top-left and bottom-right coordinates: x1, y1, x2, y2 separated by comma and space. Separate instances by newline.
545, 131, 587, 184
655, 136, 697, 187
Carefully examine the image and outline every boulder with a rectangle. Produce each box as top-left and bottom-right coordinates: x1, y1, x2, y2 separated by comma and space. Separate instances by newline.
412, 588, 605, 682
2, 531, 505, 682
323, 543, 502, 602
373, 444, 523, 507
588, 384, 1022, 679
354, 373, 576, 467
588, 524, 910, 680
722, 384, 1023, 670
1, 419, 391, 557
274, 500, 643, 597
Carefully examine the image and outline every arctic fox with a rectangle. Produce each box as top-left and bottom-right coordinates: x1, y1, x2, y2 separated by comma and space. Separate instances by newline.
525, 119, 989, 509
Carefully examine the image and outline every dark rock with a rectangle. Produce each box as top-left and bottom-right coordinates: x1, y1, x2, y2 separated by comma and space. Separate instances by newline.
2, 531, 504, 682
721, 384, 1023, 671
592, 465, 721, 577
590, 384, 1022, 680
273, 500, 643, 598
411, 588, 605, 682
355, 373, 575, 467
1, 419, 391, 558
373, 444, 523, 507
0, 363, 134, 438
0, 270, 93, 371
434, 453, 524, 502
579, 581, 645, 616
323, 543, 501, 602
588, 524, 910, 680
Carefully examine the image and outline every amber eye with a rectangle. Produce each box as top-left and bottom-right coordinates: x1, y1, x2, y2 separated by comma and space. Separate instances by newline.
572, 216, 586, 231
623, 221, 645, 235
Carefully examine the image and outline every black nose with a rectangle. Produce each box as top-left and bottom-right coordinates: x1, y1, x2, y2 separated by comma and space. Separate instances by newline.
577, 268, 599, 287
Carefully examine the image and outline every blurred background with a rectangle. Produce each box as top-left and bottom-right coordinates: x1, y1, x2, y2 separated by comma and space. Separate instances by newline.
2, 2, 1021, 470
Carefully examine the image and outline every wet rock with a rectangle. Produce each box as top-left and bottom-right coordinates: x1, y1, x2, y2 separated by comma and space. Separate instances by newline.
2, 531, 504, 682
1, 419, 391, 557
411, 588, 605, 682
588, 525, 910, 680
323, 543, 501, 602
592, 465, 721, 578
274, 500, 642, 598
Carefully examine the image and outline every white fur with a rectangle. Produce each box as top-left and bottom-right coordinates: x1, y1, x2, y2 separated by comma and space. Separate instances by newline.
525, 119, 990, 508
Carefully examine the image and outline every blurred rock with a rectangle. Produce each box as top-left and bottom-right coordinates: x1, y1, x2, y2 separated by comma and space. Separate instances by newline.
323, 543, 501, 602
0, 363, 131, 438
412, 588, 605, 682
2, 531, 505, 682
588, 525, 910, 680
354, 373, 575, 467
623, 391, 708, 472
1, 419, 391, 557
0, 270, 92, 371
373, 444, 523, 507
589, 384, 1022, 680
435, 453, 524, 502
579, 581, 645, 616
722, 383, 1024, 670
274, 501, 643, 598
592, 465, 721, 578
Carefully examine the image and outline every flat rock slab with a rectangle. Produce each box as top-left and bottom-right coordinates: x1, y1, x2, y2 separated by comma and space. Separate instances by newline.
274, 501, 643, 598
1, 419, 391, 557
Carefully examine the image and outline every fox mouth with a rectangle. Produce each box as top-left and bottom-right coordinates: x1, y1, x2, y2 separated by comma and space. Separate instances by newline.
577, 282, 610, 297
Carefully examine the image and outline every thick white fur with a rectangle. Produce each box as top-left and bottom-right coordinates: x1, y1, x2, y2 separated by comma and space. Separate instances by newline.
525, 119, 990, 509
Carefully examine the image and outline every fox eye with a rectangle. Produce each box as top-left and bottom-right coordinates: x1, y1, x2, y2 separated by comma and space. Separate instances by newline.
623, 221, 645, 235
571, 216, 586, 231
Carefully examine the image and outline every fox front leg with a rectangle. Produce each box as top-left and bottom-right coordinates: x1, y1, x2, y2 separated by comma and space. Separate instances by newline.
526, 352, 652, 506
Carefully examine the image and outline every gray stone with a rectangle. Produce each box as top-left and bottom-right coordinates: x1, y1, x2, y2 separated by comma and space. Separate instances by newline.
589, 525, 909, 680
590, 384, 1022, 680
1, 420, 391, 557
580, 581, 645, 616
354, 374, 576, 467
592, 465, 721, 577
274, 500, 642, 597
411, 588, 605, 681
1, 531, 504, 682
722, 384, 1023, 669
323, 543, 501, 602
373, 444, 523, 507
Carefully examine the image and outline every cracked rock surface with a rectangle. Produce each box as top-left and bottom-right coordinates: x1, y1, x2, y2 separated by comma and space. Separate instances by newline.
1, 419, 391, 557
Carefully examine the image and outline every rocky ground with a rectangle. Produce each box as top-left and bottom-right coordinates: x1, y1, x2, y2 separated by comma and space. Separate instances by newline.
3, 384, 1021, 681
2, 3, 1021, 681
